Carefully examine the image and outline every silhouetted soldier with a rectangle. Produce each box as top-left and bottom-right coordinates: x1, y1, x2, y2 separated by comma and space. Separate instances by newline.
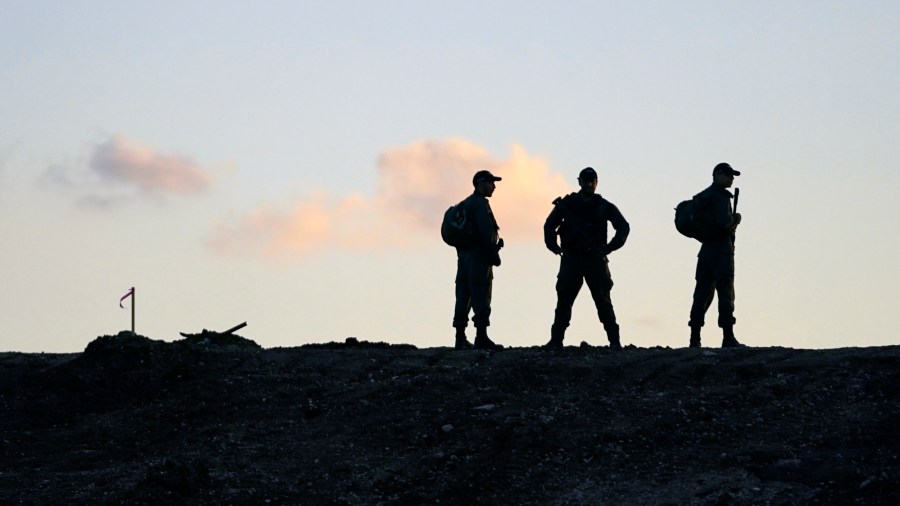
452, 170, 504, 350
543, 167, 630, 350
689, 162, 743, 347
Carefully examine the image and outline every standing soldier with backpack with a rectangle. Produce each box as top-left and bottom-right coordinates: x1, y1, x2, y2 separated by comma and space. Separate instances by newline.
451, 170, 504, 350
688, 162, 743, 348
543, 167, 630, 350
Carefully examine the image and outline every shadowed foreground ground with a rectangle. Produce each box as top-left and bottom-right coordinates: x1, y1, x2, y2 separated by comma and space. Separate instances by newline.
1, 333, 899, 505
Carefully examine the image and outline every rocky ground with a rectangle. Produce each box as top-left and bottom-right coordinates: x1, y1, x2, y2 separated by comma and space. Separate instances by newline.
1, 332, 899, 505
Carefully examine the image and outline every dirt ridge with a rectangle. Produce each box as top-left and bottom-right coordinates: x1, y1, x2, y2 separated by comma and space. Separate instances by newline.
1, 333, 898, 504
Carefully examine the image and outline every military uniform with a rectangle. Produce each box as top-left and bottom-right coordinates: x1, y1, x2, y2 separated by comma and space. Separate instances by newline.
453, 191, 501, 330
544, 192, 630, 346
689, 185, 738, 329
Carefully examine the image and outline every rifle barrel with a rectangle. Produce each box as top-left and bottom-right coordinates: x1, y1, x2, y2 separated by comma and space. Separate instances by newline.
224, 322, 248, 334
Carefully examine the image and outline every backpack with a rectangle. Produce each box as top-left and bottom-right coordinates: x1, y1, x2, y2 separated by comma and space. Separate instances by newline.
674, 193, 713, 241
441, 200, 473, 247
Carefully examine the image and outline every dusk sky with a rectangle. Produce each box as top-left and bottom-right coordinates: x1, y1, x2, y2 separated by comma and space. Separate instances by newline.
2, 1, 898, 352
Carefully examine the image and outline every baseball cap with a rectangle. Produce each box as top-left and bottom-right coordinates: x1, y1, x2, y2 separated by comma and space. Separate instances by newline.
472, 170, 502, 186
713, 163, 741, 177
578, 167, 598, 181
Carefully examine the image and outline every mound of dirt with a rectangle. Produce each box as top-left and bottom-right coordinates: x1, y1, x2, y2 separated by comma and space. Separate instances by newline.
1, 339, 898, 504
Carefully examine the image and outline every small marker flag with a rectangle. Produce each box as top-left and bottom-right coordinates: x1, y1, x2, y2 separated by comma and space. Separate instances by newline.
119, 287, 134, 308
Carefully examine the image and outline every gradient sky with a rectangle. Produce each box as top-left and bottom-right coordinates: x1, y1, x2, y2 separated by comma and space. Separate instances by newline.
2, 1, 898, 352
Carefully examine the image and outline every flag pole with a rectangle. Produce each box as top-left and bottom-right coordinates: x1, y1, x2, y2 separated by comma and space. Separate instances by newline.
119, 287, 135, 335
131, 287, 136, 336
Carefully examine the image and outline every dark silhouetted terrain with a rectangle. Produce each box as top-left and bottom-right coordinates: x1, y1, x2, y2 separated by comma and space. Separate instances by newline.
2, 332, 899, 505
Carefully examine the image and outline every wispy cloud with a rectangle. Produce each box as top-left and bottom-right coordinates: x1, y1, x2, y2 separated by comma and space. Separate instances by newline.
207, 191, 405, 259
209, 138, 573, 260
90, 135, 213, 195
42, 135, 215, 207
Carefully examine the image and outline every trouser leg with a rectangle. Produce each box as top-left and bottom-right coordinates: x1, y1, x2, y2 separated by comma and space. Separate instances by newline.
552, 255, 583, 331
455, 250, 493, 328
689, 255, 715, 328
452, 252, 493, 328
713, 253, 736, 328
583, 257, 621, 347
469, 264, 493, 328
452, 255, 472, 328
583, 257, 617, 332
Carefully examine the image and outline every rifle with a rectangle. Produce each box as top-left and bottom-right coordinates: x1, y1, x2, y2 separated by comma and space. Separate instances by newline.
732, 188, 740, 245
179, 321, 247, 338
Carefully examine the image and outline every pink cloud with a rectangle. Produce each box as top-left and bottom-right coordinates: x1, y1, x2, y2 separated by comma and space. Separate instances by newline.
90, 135, 213, 196
209, 139, 573, 259
375, 139, 572, 240
208, 192, 410, 260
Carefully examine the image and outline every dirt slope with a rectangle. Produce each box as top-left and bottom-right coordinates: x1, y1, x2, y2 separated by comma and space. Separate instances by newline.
1, 332, 898, 505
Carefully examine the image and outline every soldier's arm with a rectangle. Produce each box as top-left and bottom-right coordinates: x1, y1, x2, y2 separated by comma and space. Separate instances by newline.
606, 204, 630, 253
712, 193, 736, 230
471, 198, 499, 257
543, 205, 564, 253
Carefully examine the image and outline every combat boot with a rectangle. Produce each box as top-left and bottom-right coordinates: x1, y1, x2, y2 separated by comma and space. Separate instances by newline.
454, 327, 473, 350
543, 325, 565, 350
689, 326, 702, 348
606, 324, 623, 351
721, 326, 744, 348
474, 326, 503, 350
